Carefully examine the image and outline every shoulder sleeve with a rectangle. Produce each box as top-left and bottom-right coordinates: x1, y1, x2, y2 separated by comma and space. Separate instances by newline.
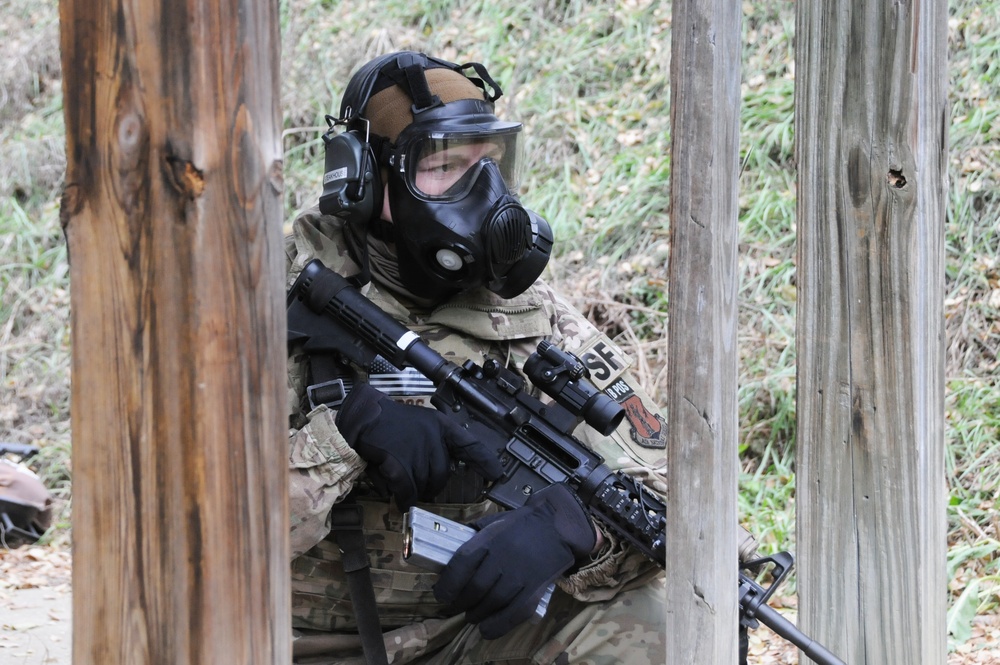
283, 206, 367, 556
287, 344, 367, 558
284, 204, 361, 288
288, 405, 367, 558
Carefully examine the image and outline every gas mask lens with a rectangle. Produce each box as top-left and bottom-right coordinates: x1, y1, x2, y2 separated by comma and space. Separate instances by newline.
407, 129, 521, 201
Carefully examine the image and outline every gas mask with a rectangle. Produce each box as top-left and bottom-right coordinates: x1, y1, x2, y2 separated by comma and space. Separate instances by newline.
384, 100, 553, 300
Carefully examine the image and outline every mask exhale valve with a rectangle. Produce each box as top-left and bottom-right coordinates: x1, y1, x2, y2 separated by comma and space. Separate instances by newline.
435, 249, 464, 271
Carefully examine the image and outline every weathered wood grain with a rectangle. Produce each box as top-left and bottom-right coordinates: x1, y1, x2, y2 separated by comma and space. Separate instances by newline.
59, 0, 289, 662
666, 1, 743, 662
794, 0, 948, 662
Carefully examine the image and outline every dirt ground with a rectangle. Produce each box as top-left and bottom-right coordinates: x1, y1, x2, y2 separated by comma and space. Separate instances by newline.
2, 544, 998, 664
1, 546, 71, 664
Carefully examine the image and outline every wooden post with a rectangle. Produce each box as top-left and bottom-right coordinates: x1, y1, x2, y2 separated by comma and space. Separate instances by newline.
59, 0, 289, 662
665, 0, 743, 662
794, 0, 948, 662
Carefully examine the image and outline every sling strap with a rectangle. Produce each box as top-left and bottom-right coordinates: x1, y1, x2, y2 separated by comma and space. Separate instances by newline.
328, 501, 389, 665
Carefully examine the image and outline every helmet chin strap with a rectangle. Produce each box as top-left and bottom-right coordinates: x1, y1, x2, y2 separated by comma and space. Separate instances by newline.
343, 218, 373, 289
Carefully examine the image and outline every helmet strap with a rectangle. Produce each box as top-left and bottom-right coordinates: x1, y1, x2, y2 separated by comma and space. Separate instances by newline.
458, 61, 503, 102
368, 217, 397, 244
402, 64, 442, 113
379, 64, 444, 116
346, 223, 373, 289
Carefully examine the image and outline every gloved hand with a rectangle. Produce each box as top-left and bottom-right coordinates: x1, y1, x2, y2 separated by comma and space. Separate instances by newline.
433, 482, 597, 639
335, 382, 503, 510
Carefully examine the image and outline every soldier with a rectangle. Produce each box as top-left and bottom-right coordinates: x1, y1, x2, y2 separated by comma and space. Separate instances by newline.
285, 51, 666, 665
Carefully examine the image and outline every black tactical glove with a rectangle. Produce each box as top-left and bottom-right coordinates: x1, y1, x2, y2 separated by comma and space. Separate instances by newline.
335, 382, 503, 510
433, 482, 597, 639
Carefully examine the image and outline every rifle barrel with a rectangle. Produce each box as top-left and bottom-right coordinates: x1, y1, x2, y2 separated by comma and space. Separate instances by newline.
753, 602, 846, 665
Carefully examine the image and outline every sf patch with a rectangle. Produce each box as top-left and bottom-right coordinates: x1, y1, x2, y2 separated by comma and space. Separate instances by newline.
605, 377, 667, 450
577, 337, 632, 390
576, 336, 666, 450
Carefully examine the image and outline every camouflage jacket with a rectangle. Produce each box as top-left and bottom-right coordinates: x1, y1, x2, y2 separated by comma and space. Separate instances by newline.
285, 206, 668, 634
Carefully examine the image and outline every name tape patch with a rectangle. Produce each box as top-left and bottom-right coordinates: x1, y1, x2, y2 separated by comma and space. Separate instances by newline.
323, 167, 348, 184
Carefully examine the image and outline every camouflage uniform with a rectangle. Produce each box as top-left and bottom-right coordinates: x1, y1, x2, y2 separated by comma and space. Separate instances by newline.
286, 206, 667, 664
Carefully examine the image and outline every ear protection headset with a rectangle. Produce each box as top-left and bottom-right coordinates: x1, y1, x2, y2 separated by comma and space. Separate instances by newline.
317, 113, 381, 224
318, 52, 497, 225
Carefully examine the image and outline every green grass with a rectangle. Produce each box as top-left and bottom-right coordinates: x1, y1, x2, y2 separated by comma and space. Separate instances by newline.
2, 0, 999, 648
945, 376, 1000, 648
944, 4, 1000, 638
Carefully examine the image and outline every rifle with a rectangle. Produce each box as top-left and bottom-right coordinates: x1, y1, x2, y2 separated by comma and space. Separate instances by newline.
287, 258, 846, 665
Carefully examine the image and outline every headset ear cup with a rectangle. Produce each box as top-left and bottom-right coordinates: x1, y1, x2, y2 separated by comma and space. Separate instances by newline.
318, 130, 378, 224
